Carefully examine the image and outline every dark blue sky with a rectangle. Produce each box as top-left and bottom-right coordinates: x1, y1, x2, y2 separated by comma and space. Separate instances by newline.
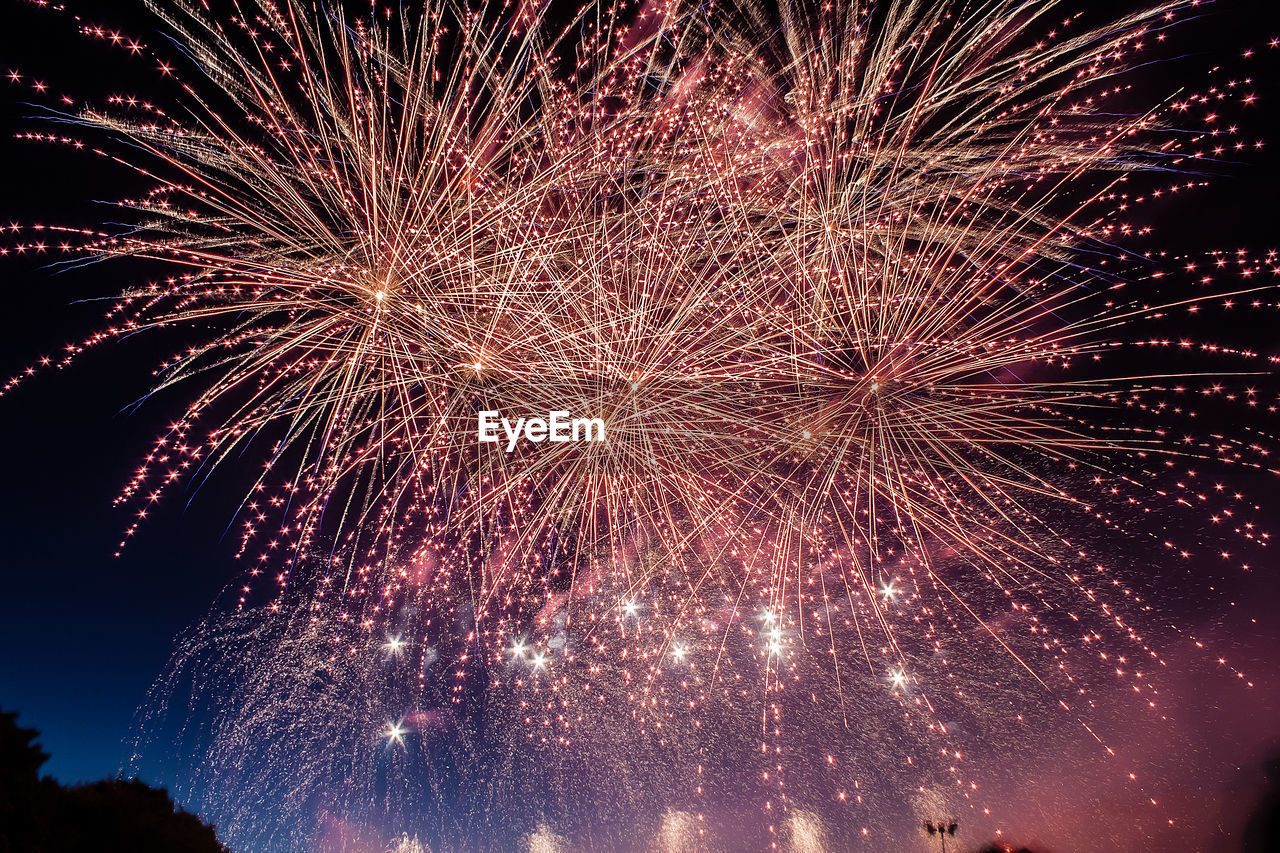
0, 330, 236, 783
0, 3, 242, 777
0, 3, 209, 778
0, 307, 248, 783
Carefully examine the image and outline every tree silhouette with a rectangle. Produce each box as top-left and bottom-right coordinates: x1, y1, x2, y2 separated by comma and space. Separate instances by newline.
0, 708, 228, 853
1242, 752, 1280, 853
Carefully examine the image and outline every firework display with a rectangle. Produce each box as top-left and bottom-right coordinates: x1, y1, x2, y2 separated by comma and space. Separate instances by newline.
3, 0, 1276, 850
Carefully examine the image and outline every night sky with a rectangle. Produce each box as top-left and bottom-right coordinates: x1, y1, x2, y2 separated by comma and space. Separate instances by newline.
2, 0, 1280, 850
0, 2, 244, 785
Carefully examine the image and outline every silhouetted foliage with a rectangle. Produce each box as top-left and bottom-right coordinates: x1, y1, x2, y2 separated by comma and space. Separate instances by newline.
1242, 753, 1280, 853
0, 708, 228, 853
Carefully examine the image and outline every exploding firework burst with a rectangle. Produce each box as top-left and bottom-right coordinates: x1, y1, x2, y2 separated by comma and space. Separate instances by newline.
5, 0, 1277, 849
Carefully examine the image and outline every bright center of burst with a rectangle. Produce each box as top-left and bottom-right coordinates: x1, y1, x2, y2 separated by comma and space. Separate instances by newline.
383, 720, 407, 746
